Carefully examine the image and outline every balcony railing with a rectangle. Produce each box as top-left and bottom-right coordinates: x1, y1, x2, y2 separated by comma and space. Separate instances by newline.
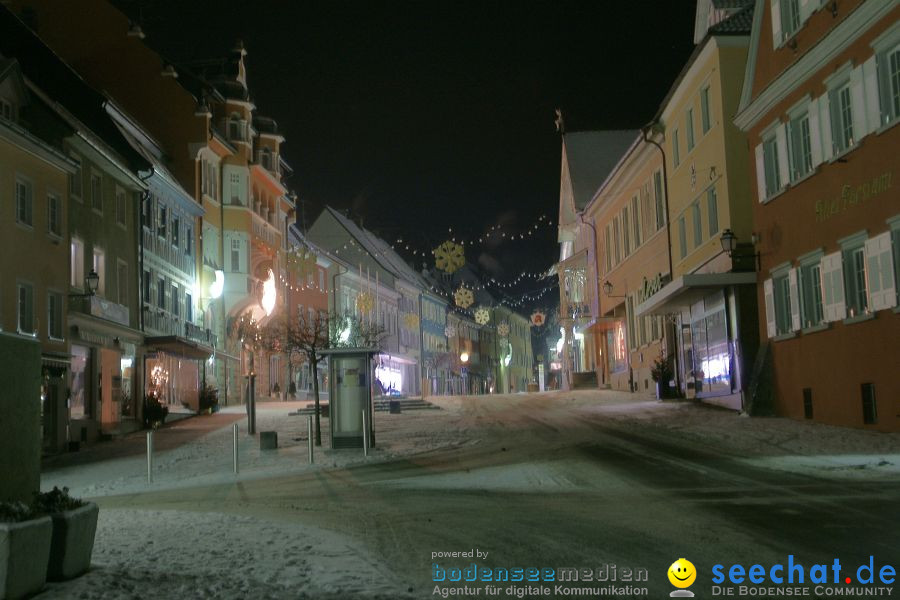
142, 228, 195, 277
144, 306, 218, 348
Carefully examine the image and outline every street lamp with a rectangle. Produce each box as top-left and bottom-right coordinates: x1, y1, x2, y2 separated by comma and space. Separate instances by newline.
69, 270, 100, 298
459, 352, 469, 363
719, 228, 761, 270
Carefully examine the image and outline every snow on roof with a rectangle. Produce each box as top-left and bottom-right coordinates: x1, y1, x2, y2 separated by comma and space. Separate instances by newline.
564, 130, 640, 210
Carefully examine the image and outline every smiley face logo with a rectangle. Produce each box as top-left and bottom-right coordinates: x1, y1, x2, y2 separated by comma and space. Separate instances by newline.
668, 558, 697, 589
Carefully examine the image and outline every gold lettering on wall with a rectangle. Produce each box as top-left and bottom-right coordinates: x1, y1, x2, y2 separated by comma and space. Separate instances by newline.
815, 171, 892, 222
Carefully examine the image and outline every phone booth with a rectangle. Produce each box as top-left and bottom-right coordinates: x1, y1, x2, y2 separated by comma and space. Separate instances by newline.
321, 348, 377, 449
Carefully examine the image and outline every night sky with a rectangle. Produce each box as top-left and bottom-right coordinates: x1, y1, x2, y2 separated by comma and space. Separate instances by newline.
113, 0, 696, 308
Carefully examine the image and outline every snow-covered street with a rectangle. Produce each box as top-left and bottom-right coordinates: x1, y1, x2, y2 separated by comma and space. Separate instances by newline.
36, 391, 900, 599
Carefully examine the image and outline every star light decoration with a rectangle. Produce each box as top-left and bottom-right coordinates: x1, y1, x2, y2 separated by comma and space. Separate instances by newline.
433, 240, 465, 274
530, 310, 546, 327
444, 324, 457, 338
454, 286, 474, 309
474, 306, 490, 326
356, 292, 375, 314
497, 322, 510, 338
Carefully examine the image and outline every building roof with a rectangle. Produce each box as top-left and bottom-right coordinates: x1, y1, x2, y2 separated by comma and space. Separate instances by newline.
563, 130, 639, 210
709, 3, 755, 34
0, 5, 148, 173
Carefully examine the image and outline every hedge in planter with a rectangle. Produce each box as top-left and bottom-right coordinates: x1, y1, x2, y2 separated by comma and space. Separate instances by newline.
33, 487, 99, 581
0, 501, 52, 600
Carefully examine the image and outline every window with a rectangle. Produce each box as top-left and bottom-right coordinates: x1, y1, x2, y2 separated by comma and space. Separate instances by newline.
91, 172, 102, 212
172, 217, 180, 247
70, 238, 84, 288
762, 132, 781, 197
116, 186, 127, 226
842, 245, 867, 316
0, 97, 15, 121
229, 115, 242, 141
117, 261, 128, 306
631, 196, 641, 248
691, 203, 702, 248
48, 292, 63, 339
231, 239, 241, 272
678, 216, 687, 259
17, 282, 34, 334
830, 82, 854, 153
773, 274, 792, 335
185, 225, 193, 255
69, 155, 82, 200
700, 86, 711, 134
672, 128, 681, 167
47, 193, 61, 237
92, 250, 105, 297
143, 270, 151, 305
143, 194, 154, 230
604, 225, 612, 273
158, 276, 166, 309
799, 260, 824, 327
780, 0, 801, 42
653, 171, 665, 230
706, 186, 718, 238
686, 108, 695, 152
878, 44, 900, 125
172, 284, 180, 317
861, 383, 877, 424
185, 292, 193, 323
157, 205, 167, 239
622, 207, 631, 258
15, 176, 33, 227
787, 110, 812, 181
803, 388, 813, 419
261, 148, 272, 170
613, 217, 621, 265
230, 173, 241, 205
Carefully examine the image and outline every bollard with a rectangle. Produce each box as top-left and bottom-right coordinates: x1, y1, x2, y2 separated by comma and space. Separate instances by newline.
307, 415, 313, 464
232, 423, 239, 474
146, 431, 153, 483
362, 409, 369, 457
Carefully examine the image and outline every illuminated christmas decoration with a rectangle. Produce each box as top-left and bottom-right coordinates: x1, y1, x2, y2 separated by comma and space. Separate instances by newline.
209, 269, 224, 299
444, 324, 457, 338
474, 307, 490, 326
261, 269, 277, 316
454, 286, 474, 308
530, 310, 546, 326
433, 240, 465, 274
356, 292, 375, 314
403, 313, 420, 329
497, 322, 510, 338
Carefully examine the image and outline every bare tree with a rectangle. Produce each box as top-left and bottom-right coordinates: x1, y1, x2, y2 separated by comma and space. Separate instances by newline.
280, 310, 330, 446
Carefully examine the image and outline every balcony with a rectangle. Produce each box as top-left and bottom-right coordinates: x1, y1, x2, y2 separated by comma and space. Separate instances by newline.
185, 321, 218, 348
142, 228, 196, 277
144, 306, 218, 348
88, 296, 130, 327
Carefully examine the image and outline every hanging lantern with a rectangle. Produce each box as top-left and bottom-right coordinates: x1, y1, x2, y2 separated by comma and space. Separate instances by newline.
474, 306, 490, 326
454, 286, 474, 309
433, 240, 465, 274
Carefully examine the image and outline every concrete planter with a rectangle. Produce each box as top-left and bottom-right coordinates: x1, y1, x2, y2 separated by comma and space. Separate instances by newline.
46, 503, 99, 581
0, 515, 52, 600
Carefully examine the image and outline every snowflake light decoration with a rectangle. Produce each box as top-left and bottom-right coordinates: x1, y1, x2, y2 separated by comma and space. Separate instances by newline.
433, 240, 465, 274
403, 313, 420, 330
530, 311, 546, 327
454, 286, 474, 309
356, 292, 375, 314
497, 322, 510, 338
444, 324, 457, 338
474, 307, 490, 326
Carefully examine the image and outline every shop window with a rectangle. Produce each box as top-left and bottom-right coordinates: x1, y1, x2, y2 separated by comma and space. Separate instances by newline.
861, 383, 877, 424
802, 388, 813, 419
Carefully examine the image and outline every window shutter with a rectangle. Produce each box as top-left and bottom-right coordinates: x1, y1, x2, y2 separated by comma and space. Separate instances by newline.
764, 278, 777, 338
818, 95, 833, 161
865, 231, 897, 311
799, 0, 815, 23
808, 100, 822, 167
849, 66, 867, 143
754, 143, 766, 202
862, 56, 881, 134
775, 123, 790, 188
788, 267, 801, 331
820, 251, 845, 322
771, 0, 783, 48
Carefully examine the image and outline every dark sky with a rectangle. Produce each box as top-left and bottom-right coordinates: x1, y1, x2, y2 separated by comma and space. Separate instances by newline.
114, 0, 696, 310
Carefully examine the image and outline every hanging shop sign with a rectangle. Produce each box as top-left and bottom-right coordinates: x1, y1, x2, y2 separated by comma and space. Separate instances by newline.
637, 273, 666, 304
